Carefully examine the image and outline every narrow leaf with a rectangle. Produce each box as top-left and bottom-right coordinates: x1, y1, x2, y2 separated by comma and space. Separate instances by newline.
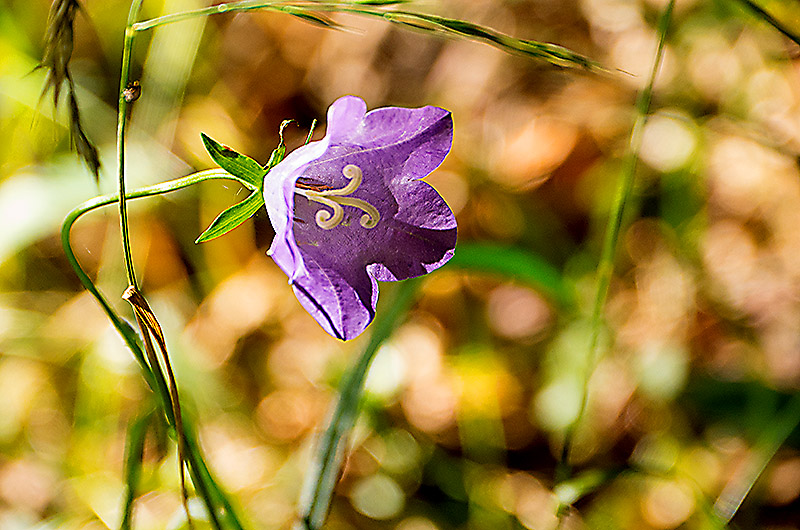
447, 242, 573, 308
297, 282, 420, 530
196, 190, 264, 243
734, 0, 800, 47
713, 393, 800, 525
557, 0, 675, 485
353, 0, 409, 5
201, 133, 266, 188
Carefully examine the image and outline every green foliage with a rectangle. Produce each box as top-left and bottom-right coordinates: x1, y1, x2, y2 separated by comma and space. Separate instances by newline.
196, 131, 267, 243
195, 191, 264, 243
196, 125, 296, 242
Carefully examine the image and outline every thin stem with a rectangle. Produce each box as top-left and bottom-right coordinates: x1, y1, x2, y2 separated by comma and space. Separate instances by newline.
132, 0, 289, 31
128, 1, 600, 71
62, 170, 225, 416
61, 168, 242, 416
118, 0, 145, 287
557, 0, 674, 483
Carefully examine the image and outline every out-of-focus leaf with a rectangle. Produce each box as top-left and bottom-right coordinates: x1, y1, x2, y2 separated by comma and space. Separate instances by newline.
448, 242, 573, 307
734, 0, 800, 46
714, 393, 800, 524
201, 133, 266, 188
683, 377, 800, 446
121, 408, 153, 530
297, 282, 420, 530
195, 190, 264, 243
555, 467, 624, 506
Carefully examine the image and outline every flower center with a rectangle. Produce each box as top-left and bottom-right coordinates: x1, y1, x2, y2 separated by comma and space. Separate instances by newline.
295, 164, 380, 230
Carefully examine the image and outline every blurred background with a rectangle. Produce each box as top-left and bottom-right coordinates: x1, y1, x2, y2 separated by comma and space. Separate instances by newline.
1, 0, 800, 528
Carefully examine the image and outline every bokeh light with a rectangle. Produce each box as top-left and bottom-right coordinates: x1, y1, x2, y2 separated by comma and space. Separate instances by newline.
2, 0, 800, 528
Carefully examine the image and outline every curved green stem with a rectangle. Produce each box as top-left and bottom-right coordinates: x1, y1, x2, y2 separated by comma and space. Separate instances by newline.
62, 169, 250, 530
557, 0, 674, 483
61, 168, 242, 407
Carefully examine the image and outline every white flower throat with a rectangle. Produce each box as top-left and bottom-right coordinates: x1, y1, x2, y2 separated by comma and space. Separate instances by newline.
295, 164, 380, 230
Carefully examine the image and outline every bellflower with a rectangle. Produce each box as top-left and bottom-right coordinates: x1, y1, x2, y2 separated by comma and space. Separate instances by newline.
263, 96, 457, 340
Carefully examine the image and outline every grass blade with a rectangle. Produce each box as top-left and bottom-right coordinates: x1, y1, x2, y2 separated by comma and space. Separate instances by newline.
734, 0, 800, 47
713, 393, 800, 525
130, 1, 603, 72
121, 408, 154, 530
295, 280, 420, 530
557, 0, 675, 482
380, 10, 602, 71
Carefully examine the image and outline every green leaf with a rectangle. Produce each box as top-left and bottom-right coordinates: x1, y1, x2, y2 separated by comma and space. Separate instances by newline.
447, 242, 574, 308
195, 190, 264, 243
201, 133, 266, 188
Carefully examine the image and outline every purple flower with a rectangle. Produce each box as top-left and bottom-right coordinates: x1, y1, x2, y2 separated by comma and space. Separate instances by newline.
263, 96, 457, 340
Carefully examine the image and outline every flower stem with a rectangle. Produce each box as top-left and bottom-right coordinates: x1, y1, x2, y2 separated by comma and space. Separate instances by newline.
556, 0, 674, 483
61, 169, 249, 530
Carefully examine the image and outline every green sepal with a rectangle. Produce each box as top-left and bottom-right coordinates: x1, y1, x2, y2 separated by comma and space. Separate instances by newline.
201, 133, 266, 188
265, 143, 286, 170
265, 119, 297, 171
195, 191, 265, 243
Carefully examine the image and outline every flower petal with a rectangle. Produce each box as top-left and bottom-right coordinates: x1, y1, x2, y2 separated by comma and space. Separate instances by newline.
263, 132, 329, 282
290, 252, 378, 341
264, 95, 457, 340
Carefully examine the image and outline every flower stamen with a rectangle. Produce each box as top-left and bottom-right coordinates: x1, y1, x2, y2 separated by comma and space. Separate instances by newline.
296, 164, 380, 230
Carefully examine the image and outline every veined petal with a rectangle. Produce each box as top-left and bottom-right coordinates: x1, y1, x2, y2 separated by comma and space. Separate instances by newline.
263, 131, 329, 282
